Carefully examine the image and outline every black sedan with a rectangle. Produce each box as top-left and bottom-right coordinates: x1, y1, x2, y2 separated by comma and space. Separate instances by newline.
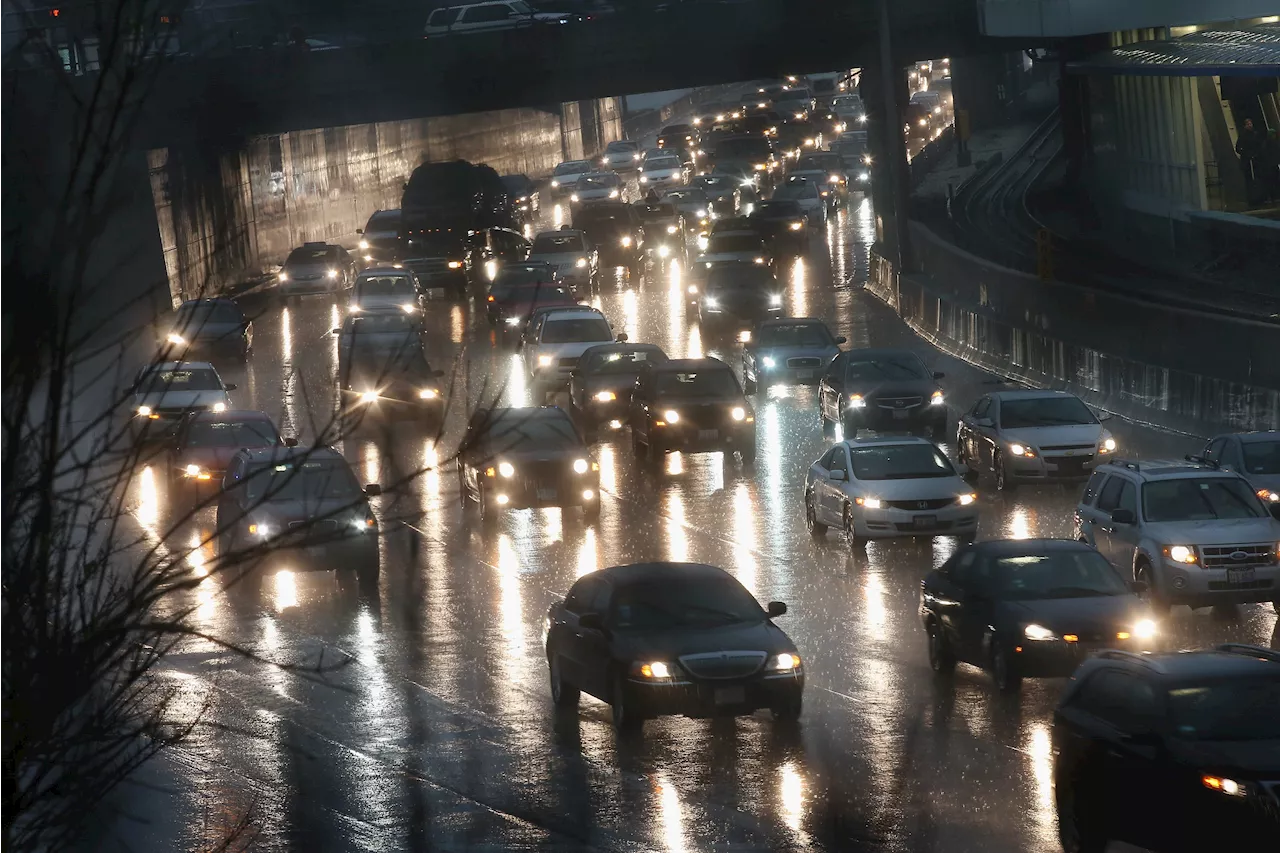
747, 200, 809, 254
818, 347, 947, 440
629, 358, 756, 467
160, 298, 253, 359
919, 539, 1157, 692
339, 346, 446, 429
544, 562, 804, 732
568, 343, 669, 440
571, 203, 645, 271
457, 406, 600, 522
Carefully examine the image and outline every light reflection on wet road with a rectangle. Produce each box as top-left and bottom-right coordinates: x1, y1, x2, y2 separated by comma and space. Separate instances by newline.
128, 196, 1276, 853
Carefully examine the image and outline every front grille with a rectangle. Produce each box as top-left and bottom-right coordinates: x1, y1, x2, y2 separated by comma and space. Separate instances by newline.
155, 405, 206, 418
1040, 443, 1096, 452
286, 518, 340, 544
559, 356, 580, 368
1207, 579, 1274, 591
1202, 544, 1278, 569
875, 396, 922, 410
678, 651, 767, 680
885, 497, 956, 511
786, 357, 822, 368
402, 257, 450, 279
291, 273, 321, 281
894, 520, 953, 532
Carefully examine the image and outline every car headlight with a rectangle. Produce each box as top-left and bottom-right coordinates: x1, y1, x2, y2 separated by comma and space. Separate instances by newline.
704, 296, 719, 308
849, 394, 865, 408
795, 112, 805, 119
731, 406, 746, 421
769, 293, 782, 306
278, 271, 288, 281
790, 221, 804, 230
166, 333, 185, 345
687, 284, 697, 294
537, 355, 554, 367
761, 356, 776, 368
1100, 436, 1117, 453
753, 257, 765, 265
634, 661, 672, 679
358, 239, 369, 250
504, 316, 520, 326
855, 496, 882, 509
447, 260, 463, 269
639, 176, 648, 183
137, 405, 153, 417
859, 114, 867, 123
327, 269, 339, 279
957, 492, 977, 506
498, 461, 516, 478
620, 236, 632, 247
401, 303, 417, 313
249, 522, 271, 538
576, 257, 588, 268
594, 391, 616, 402
633, 153, 641, 161
1009, 443, 1035, 457
919, 119, 928, 127
765, 652, 801, 671
658, 245, 670, 258
360, 390, 378, 404
573, 458, 589, 474
804, 138, 815, 146
1132, 619, 1157, 640
1023, 624, 1055, 640
667, 224, 678, 234
829, 174, 841, 183
663, 409, 680, 423
349, 304, 362, 313
184, 464, 202, 477
1167, 545, 1197, 565
550, 179, 559, 187
570, 194, 579, 202
695, 209, 707, 218
930, 391, 944, 406
1258, 488, 1280, 503
1203, 775, 1249, 797
211, 402, 227, 413
418, 388, 438, 399
351, 514, 376, 532
859, 172, 870, 182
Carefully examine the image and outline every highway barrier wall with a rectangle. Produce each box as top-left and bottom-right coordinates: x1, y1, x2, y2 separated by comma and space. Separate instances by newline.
869, 222, 1279, 436
148, 98, 624, 305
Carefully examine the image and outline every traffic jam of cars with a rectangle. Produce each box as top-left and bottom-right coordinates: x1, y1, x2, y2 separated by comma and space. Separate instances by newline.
135, 67, 1277, 852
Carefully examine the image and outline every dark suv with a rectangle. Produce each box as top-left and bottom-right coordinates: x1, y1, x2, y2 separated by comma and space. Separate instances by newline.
572, 203, 644, 271
1053, 644, 1280, 853
629, 358, 756, 468
215, 446, 382, 590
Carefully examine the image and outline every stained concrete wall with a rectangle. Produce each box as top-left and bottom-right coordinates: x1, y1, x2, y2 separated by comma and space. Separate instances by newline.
150, 97, 624, 305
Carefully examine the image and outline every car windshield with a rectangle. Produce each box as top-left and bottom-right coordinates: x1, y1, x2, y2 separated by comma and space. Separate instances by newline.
654, 369, 738, 399
645, 158, 681, 171
139, 368, 223, 393
845, 355, 927, 381
493, 266, 554, 287
774, 182, 818, 200
1242, 439, 1280, 475
1142, 478, 1265, 521
584, 348, 664, 373
356, 276, 414, 297
542, 317, 611, 344
664, 189, 707, 204
479, 414, 581, 452
798, 155, 842, 171
716, 139, 771, 159
1167, 677, 1280, 741
606, 141, 637, 153
174, 302, 242, 325
286, 246, 335, 264
849, 444, 954, 480
365, 211, 400, 231
531, 234, 585, 254
999, 396, 1097, 428
636, 203, 678, 220
757, 323, 833, 347
981, 551, 1130, 599
753, 201, 803, 218
833, 96, 861, 108
611, 578, 764, 629
706, 266, 774, 290
579, 173, 618, 188
707, 234, 762, 254
508, 0, 533, 13
245, 460, 362, 502
185, 419, 278, 448
554, 161, 589, 176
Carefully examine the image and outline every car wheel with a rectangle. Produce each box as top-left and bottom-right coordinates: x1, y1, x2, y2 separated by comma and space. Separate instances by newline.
1056, 782, 1109, 853
743, 371, 756, 394
994, 451, 1016, 493
645, 438, 664, 470
631, 430, 645, 458
739, 442, 757, 466
991, 642, 1022, 693
843, 505, 867, 551
771, 692, 802, 723
1273, 600, 1280, 614
582, 497, 601, 522
1135, 561, 1170, 615
478, 488, 497, 525
611, 672, 643, 733
805, 490, 828, 537
821, 412, 836, 438
549, 654, 580, 708
356, 556, 380, 592
927, 620, 956, 674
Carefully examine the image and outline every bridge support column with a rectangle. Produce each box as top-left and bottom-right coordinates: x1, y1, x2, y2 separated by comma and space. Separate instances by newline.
861, 0, 915, 273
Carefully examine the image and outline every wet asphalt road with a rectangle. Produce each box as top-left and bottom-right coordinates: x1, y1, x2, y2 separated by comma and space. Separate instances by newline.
120, 195, 1278, 853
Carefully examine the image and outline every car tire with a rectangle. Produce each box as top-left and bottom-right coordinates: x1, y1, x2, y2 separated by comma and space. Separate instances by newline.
1135, 561, 1170, 615
356, 557, 379, 592
1056, 782, 1109, 853
611, 672, 643, 733
843, 505, 867, 552
631, 430, 645, 458
805, 490, 828, 537
1273, 599, 1280, 614
582, 497, 601, 523
549, 654, 580, 708
771, 693, 803, 723
994, 451, 1016, 493
646, 438, 664, 470
991, 642, 1022, 693
739, 442, 757, 466
821, 413, 836, 438
927, 620, 956, 674
743, 372, 757, 395
478, 488, 497, 525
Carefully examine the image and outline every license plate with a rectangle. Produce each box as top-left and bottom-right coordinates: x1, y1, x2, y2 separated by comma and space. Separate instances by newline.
698, 429, 719, 441
536, 487, 557, 501
714, 686, 745, 705
914, 515, 937, 529
892, 409, 911, 420
1227, 568, 1255, 586
796, 369, 814, 379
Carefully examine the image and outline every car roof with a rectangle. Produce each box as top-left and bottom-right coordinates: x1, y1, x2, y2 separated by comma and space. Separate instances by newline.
1082, 646, 1280, 682
597, 561, 736, 588
1232, 430, 1279, 444
543, 308, 607, 321
140, 360, 218, 373
968, 538, 1098, 556
841, 435, 935, 450
239, 445, 344, 464
651, 357, 730, 373
1098, 459, 1239, 480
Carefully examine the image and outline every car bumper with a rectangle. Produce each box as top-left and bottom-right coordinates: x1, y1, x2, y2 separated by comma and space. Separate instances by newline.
1005, 636, 1158, 678
625, 671, 803, 719
853, 505, 978, 539
278, 278, 340, 295
1006, 453, 1101, 482
753, 363, 825, 386
844, 405, 946, 432
580, 397, 630, 423
172, 469, 227, 494
483, 476, 600, 510
258, 535, 379, 573
650, 423, 755, 454
1158, 562, 1280, 605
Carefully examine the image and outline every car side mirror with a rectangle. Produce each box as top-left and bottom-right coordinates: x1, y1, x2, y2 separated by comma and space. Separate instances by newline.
835, 336, 847, 345
284, 436, 299, 447
766, 601, 787, 617
933, 371, 946, 380
364, 484, 383, 497
224, 383, 237, 391
829, 470, 846, 481
1110, 508, 1135, 525
616, 333, 628, 342
578, 612, 605, 632
1128, 580, 1149, 595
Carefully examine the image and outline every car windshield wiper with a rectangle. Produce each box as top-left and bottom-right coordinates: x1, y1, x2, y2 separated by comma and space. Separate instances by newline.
679, 604, 752, 625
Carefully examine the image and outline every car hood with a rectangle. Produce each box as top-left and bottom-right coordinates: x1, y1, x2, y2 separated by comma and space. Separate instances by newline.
753, 344, 838, 362
134, 389, 229, 409
1166, 738, 1280, 776
848, 378, 938, 399
643, 168, 681, 179
999, 424, 1103, 448
481, 447, 584, 468
533, 340, 615, 359
857, 475, 971, 501
1141, 517, 1280, 545
697, 252, 759, 266
554, 172, 588, 184
353, 295, 415, 311
340, 332, 418, 351
1000, 595, 1147, 634
170, 321, 243, 342
1242, 471, 1280, 491
702, 186, 737, 199
499, 296, 578, 313
577, 187, 618, 197
613, 619, 793, 661
655, 395, 747, 411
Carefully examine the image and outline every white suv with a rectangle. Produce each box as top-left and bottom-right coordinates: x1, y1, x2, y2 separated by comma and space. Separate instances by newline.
1074, 459, 1280, 614
523, 307, 618, 402
424, 1, 569, 37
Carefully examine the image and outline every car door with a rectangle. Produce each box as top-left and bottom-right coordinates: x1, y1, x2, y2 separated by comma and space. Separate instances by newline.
1108, 479, 1140, 571
630, 373, 653, 441
578, 580, 615, 700
555, 576, 601, 689
1075, 471, 1111, 547
963, 396, 997, 470
525, 315, 546, 374
818, 352, 848, 419
938, 549, 980, 659
820, 444, 851, 523
1091, 475, 1129, 568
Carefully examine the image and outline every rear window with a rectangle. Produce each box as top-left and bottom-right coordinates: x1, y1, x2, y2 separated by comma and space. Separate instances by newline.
428, 7, 461, 26
286, 246, 336, 264
356, 275, 415, 297
654, 369, 739, 399
542, 317, 612, 344
186, 419, 278, 448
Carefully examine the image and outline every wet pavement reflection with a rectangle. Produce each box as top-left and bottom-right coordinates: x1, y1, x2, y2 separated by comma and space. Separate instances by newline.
136, 187, 1275, 853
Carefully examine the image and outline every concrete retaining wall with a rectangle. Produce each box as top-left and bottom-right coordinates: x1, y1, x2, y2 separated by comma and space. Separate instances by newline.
149, 98, 624, 305
868, 223, 1280, 436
